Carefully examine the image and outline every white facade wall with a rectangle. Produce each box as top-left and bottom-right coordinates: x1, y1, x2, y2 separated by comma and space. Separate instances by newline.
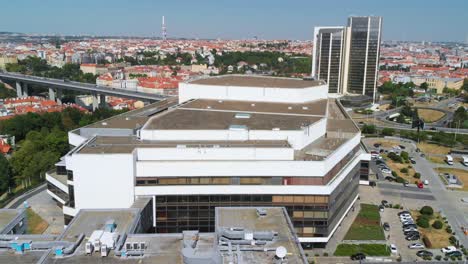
68, 131, 87, 147
137, 147, 294, 161
45, 173, 68, 193
178, 82, 328, 104
140, 118, 326, 150
136, 136, 360, 178
66, 153, 136, 210
135, 150, 363, 196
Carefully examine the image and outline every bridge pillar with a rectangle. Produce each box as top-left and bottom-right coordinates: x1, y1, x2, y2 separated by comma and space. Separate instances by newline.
99, 94, 107, 108
56, 89, 62, 105
92, 93, 99, 111
48, 88, 56, 101
16, 82, 23, 98
22, 83, 29, 97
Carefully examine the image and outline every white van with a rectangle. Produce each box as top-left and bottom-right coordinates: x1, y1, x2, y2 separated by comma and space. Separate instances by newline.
446, 155, 453, 165
462, 156, 468, 167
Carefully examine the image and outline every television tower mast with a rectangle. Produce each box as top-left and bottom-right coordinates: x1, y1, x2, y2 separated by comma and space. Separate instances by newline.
162, 16, 167, 41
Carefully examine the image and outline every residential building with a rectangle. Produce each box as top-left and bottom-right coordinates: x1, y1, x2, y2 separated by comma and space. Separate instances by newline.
411, 76, 464, 93
46, 75, 369, 248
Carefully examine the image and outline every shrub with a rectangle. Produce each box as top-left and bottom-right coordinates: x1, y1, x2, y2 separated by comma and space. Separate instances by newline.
449, 236, 458, 245
392, 171, 398, 177
420, 206, 434, 216
443, 257, 448, 261
422, 236, 432, 248
400, 168, 409, 173
381, 128, 395, 136
417, 216, 430, 228
314, 253, 319, 257
414, 172, 421, 179
432, 220, 443, 229
323, 252, 328, 257
393, 204, 400, 209
435, 255, 442, 261
400, 151, 409, 161
395, 177, 405, 183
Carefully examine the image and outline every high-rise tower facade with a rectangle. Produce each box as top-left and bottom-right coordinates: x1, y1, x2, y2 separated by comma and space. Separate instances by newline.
312, 16, 382, 102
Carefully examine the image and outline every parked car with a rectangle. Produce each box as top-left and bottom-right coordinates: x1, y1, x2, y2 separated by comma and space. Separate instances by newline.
406, 234, 420, 241
445, 251, 462, 257
404, 231, 420, 236
423, 180, 429, 185
403, 227, 418, 232
402, 224, 418, 229
416, 250, 433, 257
383, 222, 390, 231
410, 157, 416, 164
381, 168, 392, 174
390, 244, 398, 254
398, 211, 410, 216
408, 243, 425, 249
399, 145, 406, 149
379, 205, 385, 212
350, 253, 366, 260
399, 213, 411, 218
374, 143, 381, 148
441, 246, 457, 253
381, 200, 389, 207
403, 180, 409, 187
376, 159, 385, 165
402, 220, 415, 225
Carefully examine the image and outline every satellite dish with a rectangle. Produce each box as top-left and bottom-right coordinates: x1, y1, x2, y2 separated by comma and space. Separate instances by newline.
275, 246, 287, 259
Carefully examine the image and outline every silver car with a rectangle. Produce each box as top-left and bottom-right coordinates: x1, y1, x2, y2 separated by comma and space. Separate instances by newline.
408, 243, 425, 249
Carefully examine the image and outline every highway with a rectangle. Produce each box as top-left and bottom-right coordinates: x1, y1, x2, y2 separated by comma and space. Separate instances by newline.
0, 71, 168, 102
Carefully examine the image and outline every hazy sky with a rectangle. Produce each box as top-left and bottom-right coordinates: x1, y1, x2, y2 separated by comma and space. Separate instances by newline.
1, 0, 467, 42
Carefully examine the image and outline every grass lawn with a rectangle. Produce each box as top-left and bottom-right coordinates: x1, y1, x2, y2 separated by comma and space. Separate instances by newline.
417, 109, 446, 123
334, 244, 390, 256
344, 204, 385, 240
410, 210, 451, 248
417, 142, 451, 155
435, 168, 468, 191
383, 156, 416, 182
428, 156, 446, 164
26, 208, 48, 234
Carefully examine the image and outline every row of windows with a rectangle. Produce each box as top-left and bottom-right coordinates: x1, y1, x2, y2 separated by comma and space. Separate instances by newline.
155, 195, 329, 204
47, 183, 69, 202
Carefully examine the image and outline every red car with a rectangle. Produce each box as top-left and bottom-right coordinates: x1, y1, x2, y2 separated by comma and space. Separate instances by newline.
417, 182, 424, 189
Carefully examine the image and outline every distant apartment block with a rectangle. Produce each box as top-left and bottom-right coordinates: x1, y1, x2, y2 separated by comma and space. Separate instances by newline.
312, 16, 383, 102
46, 75, 370, 248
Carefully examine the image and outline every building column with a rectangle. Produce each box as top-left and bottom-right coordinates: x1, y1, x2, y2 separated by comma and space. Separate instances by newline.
92, 93, 99, 111
99, 94, 107, 108
22, 83, 29, 97
16, 82, 23, 98
56, 89, 62, 105
48, 88, 56, 101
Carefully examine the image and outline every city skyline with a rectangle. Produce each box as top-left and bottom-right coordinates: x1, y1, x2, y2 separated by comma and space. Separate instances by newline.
0, 0, 467, 42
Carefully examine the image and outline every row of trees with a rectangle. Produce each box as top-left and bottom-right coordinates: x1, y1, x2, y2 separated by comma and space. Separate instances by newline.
0, 107, 128, 194
5, 57, 97, 84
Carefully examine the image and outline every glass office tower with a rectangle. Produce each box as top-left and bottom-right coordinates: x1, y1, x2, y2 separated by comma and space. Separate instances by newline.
312, 27, 346, 93
346, 16, 382, 101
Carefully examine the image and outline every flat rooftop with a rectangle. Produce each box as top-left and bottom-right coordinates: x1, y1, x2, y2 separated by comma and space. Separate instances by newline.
188, 75, 324, 88
78, 136, 291, 154
59, 209, 139, 243
181, 98, 327, 116
79, 98, 178, 130
216, 207, 307, 264
144, 109, 322, 130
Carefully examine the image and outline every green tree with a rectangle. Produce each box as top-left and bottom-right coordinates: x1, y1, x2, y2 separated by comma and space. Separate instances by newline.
420, 206, 434, 216
361, 124, 376, 134
432, 220, 443, 229
0, 83, 16, 99
381, 128, 395, 136
0, 154, 11, 194
420, 82, 429, 91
